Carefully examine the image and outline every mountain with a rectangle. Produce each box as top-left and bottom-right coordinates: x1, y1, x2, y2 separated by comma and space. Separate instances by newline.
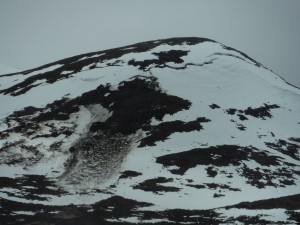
0, 37, 299, 225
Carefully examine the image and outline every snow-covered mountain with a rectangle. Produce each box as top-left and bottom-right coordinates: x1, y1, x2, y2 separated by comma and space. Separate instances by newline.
0, 37, 299, 224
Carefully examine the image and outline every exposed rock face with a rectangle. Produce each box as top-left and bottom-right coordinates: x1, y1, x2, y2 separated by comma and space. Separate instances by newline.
0, 37, 299, 224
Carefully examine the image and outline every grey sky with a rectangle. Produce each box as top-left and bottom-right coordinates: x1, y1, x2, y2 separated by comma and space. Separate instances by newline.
0, 0, 299, 87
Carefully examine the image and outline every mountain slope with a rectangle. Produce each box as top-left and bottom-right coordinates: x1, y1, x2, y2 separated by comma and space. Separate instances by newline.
0, 37, 299, 224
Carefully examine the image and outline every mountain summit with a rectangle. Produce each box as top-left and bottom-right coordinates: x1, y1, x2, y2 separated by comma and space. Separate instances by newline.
0, 37, 299, 224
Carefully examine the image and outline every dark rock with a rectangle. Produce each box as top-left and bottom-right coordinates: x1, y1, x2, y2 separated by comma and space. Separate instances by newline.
209, 104, 220, 109
133, 177, 181, 194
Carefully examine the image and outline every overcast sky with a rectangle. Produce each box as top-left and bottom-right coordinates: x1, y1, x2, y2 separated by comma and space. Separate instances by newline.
0, 0, 299, 87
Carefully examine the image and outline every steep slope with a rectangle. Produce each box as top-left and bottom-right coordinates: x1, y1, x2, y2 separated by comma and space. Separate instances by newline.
0, 37, 299, 224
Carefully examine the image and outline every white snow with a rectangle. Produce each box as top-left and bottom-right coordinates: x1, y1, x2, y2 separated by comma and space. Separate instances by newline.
216, 208, 290, 223
11, 211, 36, 216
